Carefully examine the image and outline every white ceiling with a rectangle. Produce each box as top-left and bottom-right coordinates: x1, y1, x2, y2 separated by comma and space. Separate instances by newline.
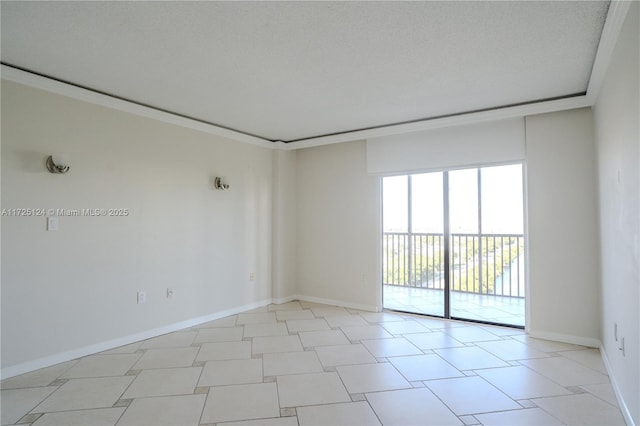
1, 1, 610, 143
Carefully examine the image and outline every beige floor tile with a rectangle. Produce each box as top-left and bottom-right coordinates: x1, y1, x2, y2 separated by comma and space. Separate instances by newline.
277, 372, 351, 407
298, 301, 328, 309
193, 316, 237, 328
100, 341, 143, 355
297, 401, 381, 426
414, 317, 466, 329
201, 383, 280, 423
263, 351, 323, 376
1, 386, 58, 424
315, 344, 377, 367
381, 320, 430, 335
1, 361, 77, 390
480, 324, 525, 336
198, 359, 262, 386
434, 347, 510, 370
237, 312, 277, 325
366, 388, 462, 425
559, 349, 608, 374
268, 301, 304, 311
196, 341, 251, 361
475, 407, 563, 425
133, 347, 198, 369
324, 315, 369, 328
360, 312, 408, 323
244, 323, 289, 337
336, 363, 412, 394
2, 301, 626, 426
243, 306, 270, 313
361, 337, 423, 357
580, 383, 619, 406
193, 326, 244, 343
122, 367, 201, 398
309, 306, 350, 317
217, 417, 299, 426
520, 357, 610, 386
345, 308, 369, 314
285, 318, 330, 332
425, 376, 520, 415
512, 335, 585, 352
31, 407, 125, 426
139, 331, 197, 349
389, 354, 464, 381
299, 330, 351, 347
475, 366, 572, 400
252, 335, 303, 354
341, 325, 393, 341
117, 394, 206, 426
275, 309, 315, 320
33, 377, 134, 413
475, 339, 549, 361
444, 327, 503, 343
533, 393, 625, 425
404, 332, 466, 350
60, 354, 141, 379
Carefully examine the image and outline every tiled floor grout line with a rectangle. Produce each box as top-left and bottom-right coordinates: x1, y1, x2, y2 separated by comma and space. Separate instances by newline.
1, 301, 626, 426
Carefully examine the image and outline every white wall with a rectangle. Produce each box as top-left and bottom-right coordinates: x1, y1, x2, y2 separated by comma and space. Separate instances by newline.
295, 112, 603, 348
367, 118, 525, 175
1, 81, 274, 375
593, 2, 639, 424
525, 108, 601, 346
271, 149, 297, 302
296, 140, 381, 311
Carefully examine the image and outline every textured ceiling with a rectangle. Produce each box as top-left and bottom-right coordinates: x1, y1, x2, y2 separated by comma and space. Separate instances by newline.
1, 1, 609, 142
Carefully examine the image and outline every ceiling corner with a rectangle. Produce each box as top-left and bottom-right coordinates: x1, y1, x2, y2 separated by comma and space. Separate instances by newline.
586, 0, 633, 104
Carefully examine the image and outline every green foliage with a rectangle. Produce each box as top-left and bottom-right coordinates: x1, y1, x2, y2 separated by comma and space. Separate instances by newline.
383, 234, 524, 297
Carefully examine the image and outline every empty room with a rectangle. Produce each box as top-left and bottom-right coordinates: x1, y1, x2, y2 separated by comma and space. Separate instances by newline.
1, 1, 638, 425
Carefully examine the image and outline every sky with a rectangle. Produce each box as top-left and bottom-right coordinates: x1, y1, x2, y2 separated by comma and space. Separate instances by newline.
383, 164, 524, 235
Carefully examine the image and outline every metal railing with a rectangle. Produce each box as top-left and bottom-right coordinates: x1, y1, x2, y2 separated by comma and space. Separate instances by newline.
383, 232, 525, 298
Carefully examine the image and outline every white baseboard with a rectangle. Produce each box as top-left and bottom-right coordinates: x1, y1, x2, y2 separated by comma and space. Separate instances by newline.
528, 329, 601, 348
295, 294, 379, 313
600, 347, 636, 426
1, 294, 377, 379
271, 295, 298, 305
1, 298, 272, 380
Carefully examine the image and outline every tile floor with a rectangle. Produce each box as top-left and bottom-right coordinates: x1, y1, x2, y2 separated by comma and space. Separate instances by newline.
1, 301, 626, 425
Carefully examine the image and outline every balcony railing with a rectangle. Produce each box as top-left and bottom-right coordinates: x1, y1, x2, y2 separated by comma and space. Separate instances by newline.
383, 232, 525, 298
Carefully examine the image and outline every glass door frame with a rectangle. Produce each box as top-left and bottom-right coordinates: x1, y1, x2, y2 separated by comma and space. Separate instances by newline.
381, 161, 526, 329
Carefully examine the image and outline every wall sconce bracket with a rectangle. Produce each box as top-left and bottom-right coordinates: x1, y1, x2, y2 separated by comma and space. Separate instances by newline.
213, 177, 230, 190
46, 155, 70, 174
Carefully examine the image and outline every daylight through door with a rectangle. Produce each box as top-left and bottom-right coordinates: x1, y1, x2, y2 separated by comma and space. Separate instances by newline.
382, 164, 525, 327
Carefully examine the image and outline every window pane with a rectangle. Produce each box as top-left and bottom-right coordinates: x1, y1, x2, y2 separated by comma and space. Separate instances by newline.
383, 176, 408, 232
481, 164, 524, 234
449, 168, 478, 234
411, 172, 443, 233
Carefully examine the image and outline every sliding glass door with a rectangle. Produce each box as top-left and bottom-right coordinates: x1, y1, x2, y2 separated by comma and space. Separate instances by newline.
448, 165, 525, 325
382, 172, 445, 317
382, 164, 525, 327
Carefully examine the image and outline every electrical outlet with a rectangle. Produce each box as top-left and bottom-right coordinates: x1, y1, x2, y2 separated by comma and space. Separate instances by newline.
166, 288, 174, 299
137, 291, 146, 304
249, 272, 255, 281
47, 216, 59, 231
